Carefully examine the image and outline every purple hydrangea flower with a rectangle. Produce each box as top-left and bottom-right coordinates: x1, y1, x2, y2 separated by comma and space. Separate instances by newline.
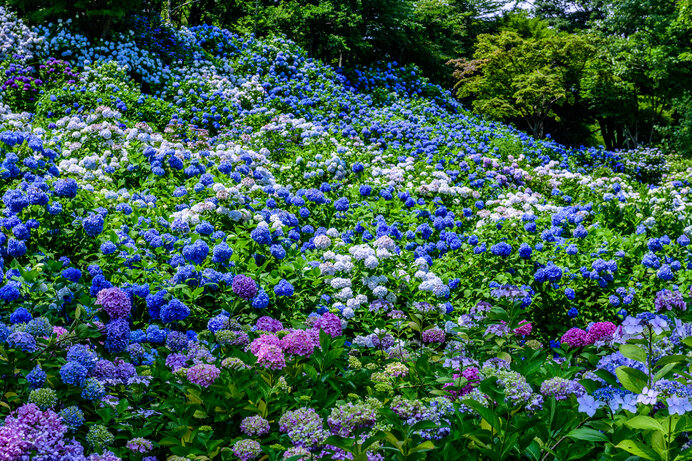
232, 275, 258, 299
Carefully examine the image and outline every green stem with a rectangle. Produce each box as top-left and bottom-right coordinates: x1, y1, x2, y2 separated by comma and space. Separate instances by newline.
667, 416, 673, 461
648, 328, 653, 388
540, 419, 586, 461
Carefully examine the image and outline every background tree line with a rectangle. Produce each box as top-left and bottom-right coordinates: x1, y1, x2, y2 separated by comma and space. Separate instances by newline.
4, 0, 692, 155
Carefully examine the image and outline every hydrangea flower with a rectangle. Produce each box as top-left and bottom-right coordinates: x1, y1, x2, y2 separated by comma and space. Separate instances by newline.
232, 275, 258, 299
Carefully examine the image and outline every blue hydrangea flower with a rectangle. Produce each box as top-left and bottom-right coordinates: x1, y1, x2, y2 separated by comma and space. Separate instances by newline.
10, 307, 31, 324
160, 298, 191, 323
26, 365, 46, 389
490, 242, 512, 257
274, 279, 295, 297
60, 361, 89, 387
250, 226, 272, 245
212, 242, 233, 263
83, 214, 105, 237
60, 406, 85, 430
252, 290, 270, 309
61, 267, 82, 283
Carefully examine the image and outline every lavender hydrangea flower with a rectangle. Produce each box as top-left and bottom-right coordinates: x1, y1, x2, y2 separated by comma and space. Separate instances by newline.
667, 396, 692, 415
655, 290, 686, 312
232, 274, 258, 299
96, 287, 132, 319
186, 363, 220, 387
232, 439, 262, 461
240, 415, 270, 436
576, 394, 602, 417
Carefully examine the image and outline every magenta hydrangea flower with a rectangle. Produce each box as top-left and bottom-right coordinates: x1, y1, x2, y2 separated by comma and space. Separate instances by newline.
281, 329, 316, 357
256, 344, 286, 370
250, 334, 282, 356
561, 327, 588, 347
585, 321, 616, 344
96, 287, 132, 319
312, 312, 342, 338
232, 275, 258, 299
186, 363, 220, 387
513, 320, 532, 336
444, 366, 480, 399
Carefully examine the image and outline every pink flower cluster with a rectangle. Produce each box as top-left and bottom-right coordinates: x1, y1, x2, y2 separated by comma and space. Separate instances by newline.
444, 366, 481, 400
561, 321, 616, 348
186, 363, 220, 387
513, 320, 532, 336
249, 313, 344, 370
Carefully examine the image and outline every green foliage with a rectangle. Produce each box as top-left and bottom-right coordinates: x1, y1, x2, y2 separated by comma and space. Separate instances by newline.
3, 0, 156, 37
449, 17, 596, 140
531, 0, 607, 31
35, 61, 173, 131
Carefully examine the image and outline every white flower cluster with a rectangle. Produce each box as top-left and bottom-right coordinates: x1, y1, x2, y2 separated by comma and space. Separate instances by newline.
0, 7, 43, 61
349, 244, 379, 269
416, 269, 449, 298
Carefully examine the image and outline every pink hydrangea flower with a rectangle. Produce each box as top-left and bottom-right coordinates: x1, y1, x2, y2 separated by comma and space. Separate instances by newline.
513, 320, 532, 336
561, 327, 587, 347
585, 321, 616, 344
256, 345, 286, 370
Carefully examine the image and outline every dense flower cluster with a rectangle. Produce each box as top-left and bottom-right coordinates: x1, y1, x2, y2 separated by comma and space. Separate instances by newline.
0, 7, 690, 460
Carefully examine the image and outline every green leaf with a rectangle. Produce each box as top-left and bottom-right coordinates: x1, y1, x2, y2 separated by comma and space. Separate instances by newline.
566, 427, 608, 442
654, 362, 679, 382
579, 378, 602, 394
462, 399, 502, 432
625, 415, 665, 433
524, 440, 542, 461
616, 440, 660, 460
158, 436, 181, 447
489, 306, 509, 322
409, 440, 435, 454
620, 344, 647, 363
594, 369, 619, 387
193, 409, 208, 419
655, 354, 687, 368
615, 366, 649, 393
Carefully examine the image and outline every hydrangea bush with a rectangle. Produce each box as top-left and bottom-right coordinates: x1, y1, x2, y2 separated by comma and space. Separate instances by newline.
1, 6, 692, 460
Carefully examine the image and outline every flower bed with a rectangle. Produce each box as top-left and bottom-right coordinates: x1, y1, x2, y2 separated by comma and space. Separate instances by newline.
0, 6, 692, 460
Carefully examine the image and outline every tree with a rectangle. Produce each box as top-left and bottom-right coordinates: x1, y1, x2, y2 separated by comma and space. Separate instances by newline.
407, 0, 503, 83
531, 0, 606, 31
449, 17, 596, 139
585, 0, 692, 151
4, 0, 161, 38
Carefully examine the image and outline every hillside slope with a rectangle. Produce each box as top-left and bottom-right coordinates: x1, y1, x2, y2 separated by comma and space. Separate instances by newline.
0, 8, 691, 460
